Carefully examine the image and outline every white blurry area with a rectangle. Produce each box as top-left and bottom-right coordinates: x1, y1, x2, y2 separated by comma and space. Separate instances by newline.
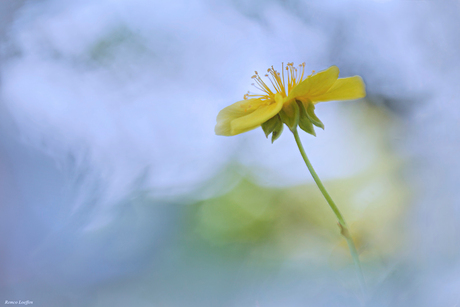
0, 0, 459, 306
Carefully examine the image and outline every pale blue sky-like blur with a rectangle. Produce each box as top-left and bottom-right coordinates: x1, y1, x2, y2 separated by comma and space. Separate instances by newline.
1, 0, 460, 306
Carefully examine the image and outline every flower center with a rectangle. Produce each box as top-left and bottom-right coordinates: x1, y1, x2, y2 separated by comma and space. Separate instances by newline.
244, 62, 313, 101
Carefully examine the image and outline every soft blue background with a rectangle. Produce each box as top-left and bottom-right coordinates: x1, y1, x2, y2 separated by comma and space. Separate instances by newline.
1, 0, 459, 306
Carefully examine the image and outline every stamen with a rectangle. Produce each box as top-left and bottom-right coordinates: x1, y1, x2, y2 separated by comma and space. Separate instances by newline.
246, 62, 308, 100
299, 62, 305, 80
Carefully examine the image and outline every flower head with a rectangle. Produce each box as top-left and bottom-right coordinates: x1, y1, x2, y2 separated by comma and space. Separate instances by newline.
215, 63, 366, 142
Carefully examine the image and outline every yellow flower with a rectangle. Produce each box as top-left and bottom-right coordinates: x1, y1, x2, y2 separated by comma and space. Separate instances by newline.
215, 63, 366, 141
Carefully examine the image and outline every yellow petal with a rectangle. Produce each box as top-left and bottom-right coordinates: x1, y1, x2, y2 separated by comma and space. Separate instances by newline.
311, 76, 366, 103
286, 66, 339, 102
215, 98, 265, 136
230, 94, 284, 135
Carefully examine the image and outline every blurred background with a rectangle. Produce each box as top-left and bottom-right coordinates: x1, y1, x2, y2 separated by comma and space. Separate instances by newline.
0, 0, 459, 306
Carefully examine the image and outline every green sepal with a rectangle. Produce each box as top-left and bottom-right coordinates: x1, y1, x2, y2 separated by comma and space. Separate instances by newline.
261, 115, 280, 138
297, 100, 316, 136
305, 101, 324, 129
261, 115, 284, 143
271, 117, 284, 143
279, 101, 300, 132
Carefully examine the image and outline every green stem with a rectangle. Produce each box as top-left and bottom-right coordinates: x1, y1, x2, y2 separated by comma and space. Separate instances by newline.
292, 129, 367, 298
